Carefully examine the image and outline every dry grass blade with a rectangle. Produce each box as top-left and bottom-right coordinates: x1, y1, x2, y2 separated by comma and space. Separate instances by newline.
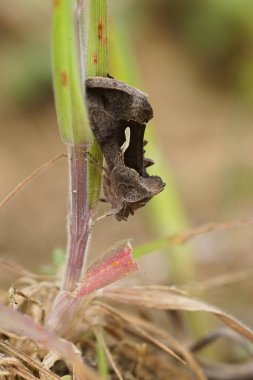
185, 267, 253, 293
95, 302, 207, 380
0, 153, 66, 211
0, 356, 39, 380
0, 339, 60, 380
134, 215, 253, 260
189, 327, 253, 357
168, 216, 253, 246
0, 371, 10, 376
103, 343, 123, 380
201, 360, 253, 380
102, 286, 253, 344
0, 258, 56, 281
127, 320, 186, 364
0, 304, 100, 380
94, 301, 186, 364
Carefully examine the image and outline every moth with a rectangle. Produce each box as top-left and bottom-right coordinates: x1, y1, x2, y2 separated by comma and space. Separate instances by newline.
86, 76, 165, 221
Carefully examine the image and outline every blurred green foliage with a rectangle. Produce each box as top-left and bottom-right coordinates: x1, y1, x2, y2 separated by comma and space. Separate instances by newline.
41, 248, 65, 275
1, 1, 253, 107
110, 21, 193, 283
4, 43, 51, 109
143, 0, 253, 100
221, 165, 253, 214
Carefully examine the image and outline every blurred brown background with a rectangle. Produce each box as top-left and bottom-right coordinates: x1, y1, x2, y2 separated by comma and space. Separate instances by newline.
1, 1, 253, 319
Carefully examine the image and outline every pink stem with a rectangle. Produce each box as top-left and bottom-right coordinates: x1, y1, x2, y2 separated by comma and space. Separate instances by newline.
63, 144, 91, 291
46, 144, 92, 334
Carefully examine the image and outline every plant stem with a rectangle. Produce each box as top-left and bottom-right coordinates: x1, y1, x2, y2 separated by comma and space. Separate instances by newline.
52, 0, 91, 144
62, 0, 108, 290
87, 0, 107, 209
47, 0, 108, 334
63, 144, 91, 291
46, 144, 90, 330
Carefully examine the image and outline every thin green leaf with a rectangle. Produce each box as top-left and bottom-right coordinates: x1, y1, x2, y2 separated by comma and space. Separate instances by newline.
85, 0, 108, 208
95, 327, 109, 380
52, 0, 91, 144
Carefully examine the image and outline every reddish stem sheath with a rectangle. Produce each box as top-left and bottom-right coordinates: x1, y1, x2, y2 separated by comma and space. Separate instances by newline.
63, 144, 91, 291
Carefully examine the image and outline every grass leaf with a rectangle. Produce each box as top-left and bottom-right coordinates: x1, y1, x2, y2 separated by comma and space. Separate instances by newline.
102, 285, 253, 344
0, 303, 99, 380
76, 241, 138, 297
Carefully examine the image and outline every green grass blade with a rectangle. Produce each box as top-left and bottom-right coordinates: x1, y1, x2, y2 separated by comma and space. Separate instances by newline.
96, 327, 109, 380
109, 21, 194, 283
85, 0, 108, 208
52, 0, 91, 144
133, 238, 168, 259
108, 19, 216, 343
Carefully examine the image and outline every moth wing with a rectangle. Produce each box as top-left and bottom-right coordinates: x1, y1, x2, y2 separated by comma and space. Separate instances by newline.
86, 77, 153, 124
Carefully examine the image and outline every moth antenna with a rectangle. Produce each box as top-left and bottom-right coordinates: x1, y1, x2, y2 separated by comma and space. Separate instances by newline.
120, 127, 131, 155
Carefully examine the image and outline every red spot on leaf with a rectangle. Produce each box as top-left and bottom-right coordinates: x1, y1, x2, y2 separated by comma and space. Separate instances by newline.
60, 70, 68, 87
93, 53, 98, 64
98, 20, 104, 41
53, 0, 61, 6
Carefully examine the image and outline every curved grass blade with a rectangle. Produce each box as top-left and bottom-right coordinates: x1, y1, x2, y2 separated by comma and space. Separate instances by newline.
102, 285, 253, 345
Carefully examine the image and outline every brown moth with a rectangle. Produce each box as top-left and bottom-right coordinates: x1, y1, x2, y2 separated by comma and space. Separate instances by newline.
86, 77, 165, 221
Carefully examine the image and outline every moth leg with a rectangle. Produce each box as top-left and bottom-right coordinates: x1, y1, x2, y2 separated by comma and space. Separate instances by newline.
120, 127, 131, 155
86, 152, 109, 175
93, 205, 123, 224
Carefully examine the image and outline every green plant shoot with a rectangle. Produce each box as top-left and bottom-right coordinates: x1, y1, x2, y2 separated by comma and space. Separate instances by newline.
52, 0, 91, 144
